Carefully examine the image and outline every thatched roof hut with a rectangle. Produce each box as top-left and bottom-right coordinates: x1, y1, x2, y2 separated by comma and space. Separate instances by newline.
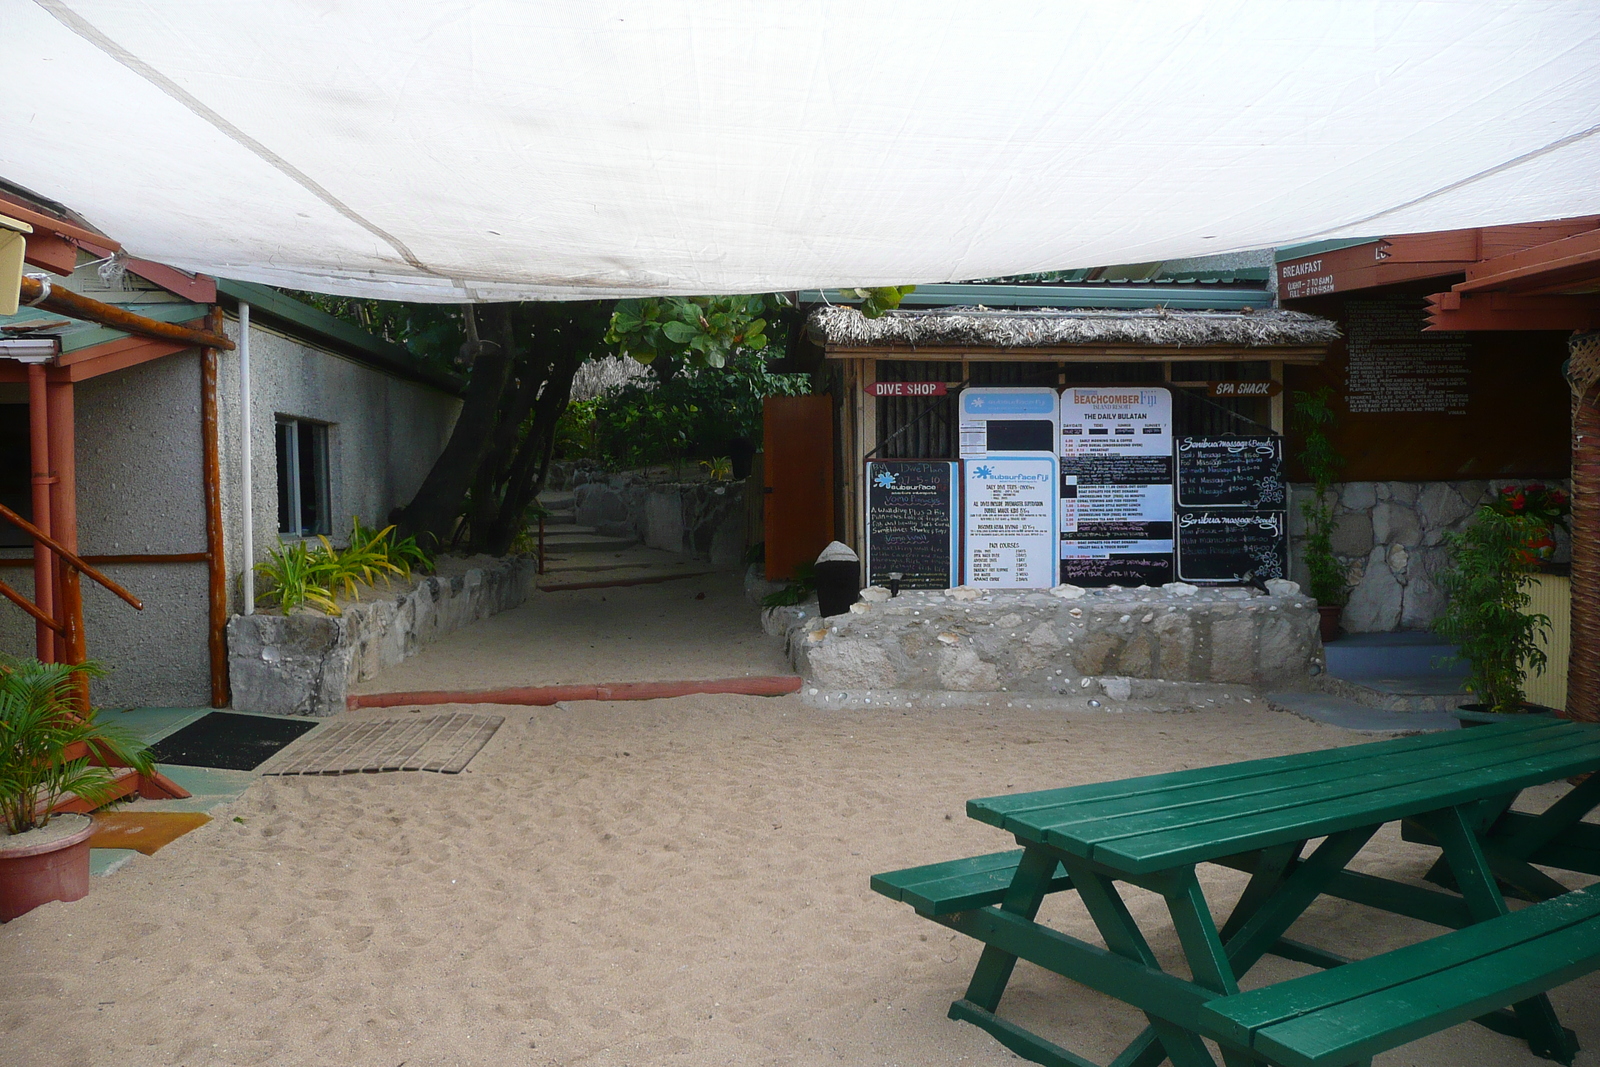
808, 305, 1341, 354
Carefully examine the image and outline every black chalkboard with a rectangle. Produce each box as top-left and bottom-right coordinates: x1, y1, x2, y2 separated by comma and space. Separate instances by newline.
865, 460, 958, 589
1175, 436, 1285, 509
1175, 510, 1287, 583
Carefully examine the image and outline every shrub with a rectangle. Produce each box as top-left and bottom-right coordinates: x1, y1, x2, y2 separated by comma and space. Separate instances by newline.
255, 518, 434, 615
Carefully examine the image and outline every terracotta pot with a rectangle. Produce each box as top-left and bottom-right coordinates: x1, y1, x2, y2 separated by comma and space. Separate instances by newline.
1316, 604, 1342, 643
0, 814, 94, 923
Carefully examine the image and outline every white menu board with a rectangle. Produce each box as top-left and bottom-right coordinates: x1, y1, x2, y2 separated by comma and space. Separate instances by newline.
958, 387, 1059, 456
962, 454, 1059, 588
1058, 385, 1175, 586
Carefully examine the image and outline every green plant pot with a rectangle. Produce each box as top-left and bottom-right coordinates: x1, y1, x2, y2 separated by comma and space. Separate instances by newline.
1452, 703, 1564, 727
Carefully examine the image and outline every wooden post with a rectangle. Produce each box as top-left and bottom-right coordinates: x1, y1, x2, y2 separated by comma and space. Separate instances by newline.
1567, 331, 1599, 722
26, 363, 55, 662
45, 378, 86, 708
201, 309, 231, 708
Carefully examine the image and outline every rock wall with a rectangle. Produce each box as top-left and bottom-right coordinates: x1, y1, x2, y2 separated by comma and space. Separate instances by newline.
783, 581, 1321, 701
574, 475, 750, 564
228, 558, 535, 716
1287, 480, 1571, 633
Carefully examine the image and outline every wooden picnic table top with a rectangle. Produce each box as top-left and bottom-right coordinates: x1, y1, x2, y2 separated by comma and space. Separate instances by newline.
969, 717, 1600, 875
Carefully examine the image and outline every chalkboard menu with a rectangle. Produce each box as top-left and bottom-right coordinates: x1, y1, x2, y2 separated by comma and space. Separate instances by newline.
1175, 511, 1287, 583
865, 460, 958, 589
1176, 436, 1285, 509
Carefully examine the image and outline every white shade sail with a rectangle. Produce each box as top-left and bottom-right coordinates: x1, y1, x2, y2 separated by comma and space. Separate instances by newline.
5, 1, 1599, 300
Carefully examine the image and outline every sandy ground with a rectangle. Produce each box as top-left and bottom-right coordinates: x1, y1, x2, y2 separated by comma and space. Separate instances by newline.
4, 576, 1597, 1067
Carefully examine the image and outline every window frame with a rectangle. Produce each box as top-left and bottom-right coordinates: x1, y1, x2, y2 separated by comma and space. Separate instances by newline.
275, 416, 333, 538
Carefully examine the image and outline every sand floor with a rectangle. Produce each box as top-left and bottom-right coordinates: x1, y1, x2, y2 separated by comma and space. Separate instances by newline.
4, 575, 1597, 1067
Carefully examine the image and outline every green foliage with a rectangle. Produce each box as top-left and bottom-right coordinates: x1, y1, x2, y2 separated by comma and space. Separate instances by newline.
589, 350, 810, 470
606, 295, 778, 370
841, 285, 918, 318
552, 397, 600, 460
1291, 387, 1347, 606
0, 658, 152, 835
293, 293, 467, 372
255, 518, 433, 615
700, 456, 733, 481
1434, 508, 1550, 713
761, 561, 817, 608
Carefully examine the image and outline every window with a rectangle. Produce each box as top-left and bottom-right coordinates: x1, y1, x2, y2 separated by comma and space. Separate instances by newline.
275, 417, 331, 537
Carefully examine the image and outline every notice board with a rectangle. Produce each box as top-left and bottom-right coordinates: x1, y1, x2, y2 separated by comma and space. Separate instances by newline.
1059, 385, 1174, 586
1175, 511, 1288, 583
958, 387, 1059, 456
1175, 436, 1286, 510
864, 460, 958, 590
963, 455, 1058, 589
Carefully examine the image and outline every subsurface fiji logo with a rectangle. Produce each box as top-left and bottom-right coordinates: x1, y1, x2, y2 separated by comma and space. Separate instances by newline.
874, 470, 898, 488
971, 465, 1048, 482
972, 465, 994, 478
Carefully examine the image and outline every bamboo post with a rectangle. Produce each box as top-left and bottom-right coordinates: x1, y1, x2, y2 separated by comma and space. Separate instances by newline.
202, 308, 231, 708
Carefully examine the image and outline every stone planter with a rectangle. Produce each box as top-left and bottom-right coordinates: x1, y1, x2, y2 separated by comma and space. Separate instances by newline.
0, 814, 94, 923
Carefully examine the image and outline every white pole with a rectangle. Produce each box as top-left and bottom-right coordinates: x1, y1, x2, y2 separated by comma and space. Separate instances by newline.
239, 302, 255, 614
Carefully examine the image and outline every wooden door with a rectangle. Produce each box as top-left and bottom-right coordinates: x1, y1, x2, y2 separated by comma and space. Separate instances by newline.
763, 394, 834, 580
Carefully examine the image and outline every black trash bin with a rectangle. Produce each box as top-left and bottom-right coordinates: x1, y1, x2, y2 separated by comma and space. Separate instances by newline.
813, 541, 861, 618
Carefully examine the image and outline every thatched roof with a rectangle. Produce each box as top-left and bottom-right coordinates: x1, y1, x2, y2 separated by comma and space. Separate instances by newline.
807, 305, 1340, 349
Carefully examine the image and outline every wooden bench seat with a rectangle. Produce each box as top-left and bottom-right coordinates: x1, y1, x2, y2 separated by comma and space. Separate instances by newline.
1197, 883, 1600, 1067
870, 850, 1072, 916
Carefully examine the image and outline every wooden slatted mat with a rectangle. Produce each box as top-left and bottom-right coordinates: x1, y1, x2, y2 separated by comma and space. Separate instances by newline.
259, 713, 504, 776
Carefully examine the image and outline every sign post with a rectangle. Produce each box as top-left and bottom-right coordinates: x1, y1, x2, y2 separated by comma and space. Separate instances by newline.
864, 459, 959, 589
1058, 386, 1174, 586
962, 455, 1058, 588
1174, 436, 1288, 583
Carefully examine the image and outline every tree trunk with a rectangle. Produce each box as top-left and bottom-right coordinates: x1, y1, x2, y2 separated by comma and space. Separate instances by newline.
1567, 333, 1599, 721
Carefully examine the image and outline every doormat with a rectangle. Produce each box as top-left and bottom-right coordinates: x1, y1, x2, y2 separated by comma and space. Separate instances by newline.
259, 712, 504, 776
89, 812, 212, 855
149, 712, 319, 771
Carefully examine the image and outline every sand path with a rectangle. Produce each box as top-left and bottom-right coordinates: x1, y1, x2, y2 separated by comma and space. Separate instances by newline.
3, 573, 1596, 1067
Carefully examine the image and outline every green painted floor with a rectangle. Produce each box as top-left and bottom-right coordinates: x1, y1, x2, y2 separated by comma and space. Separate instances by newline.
90, 707, 317, 877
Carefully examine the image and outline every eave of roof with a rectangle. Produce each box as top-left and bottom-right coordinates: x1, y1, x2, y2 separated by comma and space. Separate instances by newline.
798, 281, 1275, 312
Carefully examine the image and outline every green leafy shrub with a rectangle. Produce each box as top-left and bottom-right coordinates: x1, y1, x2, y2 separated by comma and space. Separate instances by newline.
255, 518, 435, 615
1291, 387, 1347, 606
0, 658, 152, 835
761, 561, 817, 608
1433, 508, 1550, 713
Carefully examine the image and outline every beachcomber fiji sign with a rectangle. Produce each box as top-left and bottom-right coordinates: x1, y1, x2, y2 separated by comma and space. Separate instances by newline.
1058, 386, 1175, 587
962, 454, 1058, 588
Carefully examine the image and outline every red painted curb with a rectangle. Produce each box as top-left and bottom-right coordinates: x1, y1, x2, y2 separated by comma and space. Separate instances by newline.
349, 675, 804, 709
538, 571, 714, 592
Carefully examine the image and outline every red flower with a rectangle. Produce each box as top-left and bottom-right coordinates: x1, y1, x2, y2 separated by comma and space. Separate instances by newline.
1551, 490, 1569, 507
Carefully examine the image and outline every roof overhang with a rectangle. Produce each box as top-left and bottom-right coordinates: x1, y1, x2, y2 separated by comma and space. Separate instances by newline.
1425, 226, 1600, 331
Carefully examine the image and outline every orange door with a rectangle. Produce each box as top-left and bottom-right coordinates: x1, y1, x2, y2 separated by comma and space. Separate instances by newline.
763, 395, 835, 580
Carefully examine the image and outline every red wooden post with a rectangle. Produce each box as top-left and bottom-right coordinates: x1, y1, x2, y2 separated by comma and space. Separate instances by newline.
26, 363, 55, 661
1568, 331, 1600, 723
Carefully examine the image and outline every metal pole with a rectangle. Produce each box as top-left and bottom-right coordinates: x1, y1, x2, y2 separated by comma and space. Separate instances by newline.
239, 303, 254, 614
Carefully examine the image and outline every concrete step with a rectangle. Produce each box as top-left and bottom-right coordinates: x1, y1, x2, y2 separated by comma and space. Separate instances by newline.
1268, 691, 1460, 733
541, 531, 639, 553
1311, 672, 1472, 712
1323, 631, 1468, 681
538, 491, 576, 511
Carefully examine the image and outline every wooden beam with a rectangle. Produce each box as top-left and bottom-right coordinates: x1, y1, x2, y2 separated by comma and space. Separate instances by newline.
201, 309, 231, 709
0, 553, 209, 568
0, 501, 144, 610
1455, 228, 1600, 295
825, 345, 1326, 363
17, 276, 233, 351
74, 238, 216, 302
1424, 291, 1600, 332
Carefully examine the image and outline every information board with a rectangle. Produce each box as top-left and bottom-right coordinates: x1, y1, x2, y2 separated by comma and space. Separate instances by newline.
1175, 510, 1288, 583
1175, 436, 1285, 509
958, 387, 1059, 456
962, 455, 1058, 589
864, 460, 959, 590
1059, 386, 1174, 586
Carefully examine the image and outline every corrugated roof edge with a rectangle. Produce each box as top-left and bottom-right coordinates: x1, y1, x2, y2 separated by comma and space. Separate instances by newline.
216, 279, 463, 395
798, 282, 1274, 311
1275, 238, 1379, 263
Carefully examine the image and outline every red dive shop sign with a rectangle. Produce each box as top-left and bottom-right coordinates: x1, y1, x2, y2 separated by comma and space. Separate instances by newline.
867, 381, 948, 397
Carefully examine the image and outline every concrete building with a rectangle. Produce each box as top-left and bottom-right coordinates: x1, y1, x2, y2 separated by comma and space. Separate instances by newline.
0, 190, 460, 709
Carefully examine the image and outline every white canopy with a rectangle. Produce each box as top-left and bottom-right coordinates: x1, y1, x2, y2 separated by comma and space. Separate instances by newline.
6, 1, 1600, 300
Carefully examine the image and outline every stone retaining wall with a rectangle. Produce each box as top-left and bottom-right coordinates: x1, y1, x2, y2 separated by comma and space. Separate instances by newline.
780, 581, 1321, 702
228, 557, 535, 716
1287, 479, 1571, 633
574, 476, 750, 564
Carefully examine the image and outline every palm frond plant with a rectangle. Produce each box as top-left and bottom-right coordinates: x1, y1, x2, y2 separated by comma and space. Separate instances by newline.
0, 658, 153, 836
254, 540, 341, 615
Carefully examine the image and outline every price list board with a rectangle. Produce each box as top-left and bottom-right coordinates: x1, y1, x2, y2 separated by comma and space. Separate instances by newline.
1175, 436, 1285, 509
1059, 386, 1174, 586
864, 460, 959, 590
1175, 511, 1288, 583
962, 455, 1058, 589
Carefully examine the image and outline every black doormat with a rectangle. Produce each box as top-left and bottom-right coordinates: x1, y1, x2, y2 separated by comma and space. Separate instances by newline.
149, 712, 319, 771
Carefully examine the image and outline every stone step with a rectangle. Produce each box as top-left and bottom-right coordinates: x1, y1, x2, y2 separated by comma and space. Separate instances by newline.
538, 491, 576, 511
1323, 631, 1468, 682
540, 531, 639, 553
1311, 672, 1472, 712
1268, 691, 1460, 733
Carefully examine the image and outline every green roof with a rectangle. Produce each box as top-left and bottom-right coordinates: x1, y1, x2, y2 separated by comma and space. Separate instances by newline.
799, 282, 1274, 311
1275, 238, 1378, 263
0, 301, 209, 354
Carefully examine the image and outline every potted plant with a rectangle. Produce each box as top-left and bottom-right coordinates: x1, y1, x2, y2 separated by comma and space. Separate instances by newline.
0, 657, 153, 922
1291, 388, 1347, 641
1432, 508, 1555, 719
1486, 483, 1570, 563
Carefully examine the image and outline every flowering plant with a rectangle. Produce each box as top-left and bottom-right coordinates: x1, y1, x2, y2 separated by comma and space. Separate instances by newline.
1488, 484, 1570, 526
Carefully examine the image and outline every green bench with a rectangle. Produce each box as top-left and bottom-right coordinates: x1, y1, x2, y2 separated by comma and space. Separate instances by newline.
1197, 882, 1600, 1067
870, 849, 1072, 915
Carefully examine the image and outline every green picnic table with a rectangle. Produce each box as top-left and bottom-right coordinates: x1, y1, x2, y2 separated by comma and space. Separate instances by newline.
872, 717, 1600, 1067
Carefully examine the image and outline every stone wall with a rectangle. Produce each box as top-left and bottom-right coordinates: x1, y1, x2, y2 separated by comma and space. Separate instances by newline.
782, 581, 1321, 702
228, 557, 534, 716
574, 475, 751, 564
1287, 480, 1572, 633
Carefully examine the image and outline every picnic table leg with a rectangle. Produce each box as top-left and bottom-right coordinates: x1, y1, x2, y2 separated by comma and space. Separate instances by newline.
1062, 857, 1219, 1067
957, 846, 1061, 1013
1426, 805, 1580, 1066
1216, 842, 1304, 943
